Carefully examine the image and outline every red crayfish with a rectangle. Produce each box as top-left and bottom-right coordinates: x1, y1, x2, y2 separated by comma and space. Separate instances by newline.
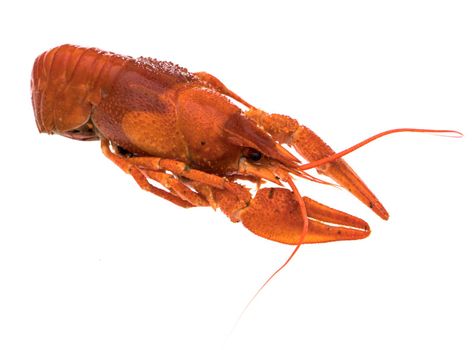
31, 44, 458, 259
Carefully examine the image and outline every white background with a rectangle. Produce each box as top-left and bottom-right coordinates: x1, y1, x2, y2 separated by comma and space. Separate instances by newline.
0, 1, 473, 349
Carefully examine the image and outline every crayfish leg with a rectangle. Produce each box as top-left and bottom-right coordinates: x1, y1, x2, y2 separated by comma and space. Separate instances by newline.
194, 71, 254, 109
141, 169, 209, 207
101, 139, 197, 208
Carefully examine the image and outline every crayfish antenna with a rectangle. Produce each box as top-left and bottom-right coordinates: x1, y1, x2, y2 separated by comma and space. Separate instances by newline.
298, 128, 463, 171
288, 167, 339, 187
233, 177, 308, 330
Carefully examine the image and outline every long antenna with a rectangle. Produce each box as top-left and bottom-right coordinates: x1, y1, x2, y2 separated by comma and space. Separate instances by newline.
299, 128, 462, 170
231, 177, 308, 332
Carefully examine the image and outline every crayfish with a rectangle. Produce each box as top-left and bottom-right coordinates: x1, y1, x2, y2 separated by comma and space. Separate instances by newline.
31, 44, 457, 253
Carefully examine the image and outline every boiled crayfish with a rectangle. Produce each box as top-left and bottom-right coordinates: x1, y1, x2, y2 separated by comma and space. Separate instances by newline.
31, 44, 456, 249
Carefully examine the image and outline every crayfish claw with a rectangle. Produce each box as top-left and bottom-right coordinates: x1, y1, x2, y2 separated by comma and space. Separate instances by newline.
239, 188, 370, 245
293, 126, 389, 220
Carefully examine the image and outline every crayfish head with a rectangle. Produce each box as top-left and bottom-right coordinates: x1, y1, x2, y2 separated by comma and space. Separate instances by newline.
238, 150, 300, 186
238, 146, 330, 189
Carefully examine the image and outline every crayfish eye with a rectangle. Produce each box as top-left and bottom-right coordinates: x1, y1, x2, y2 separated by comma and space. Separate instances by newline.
116, 145, 134, 157
243, 147, 262, 162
